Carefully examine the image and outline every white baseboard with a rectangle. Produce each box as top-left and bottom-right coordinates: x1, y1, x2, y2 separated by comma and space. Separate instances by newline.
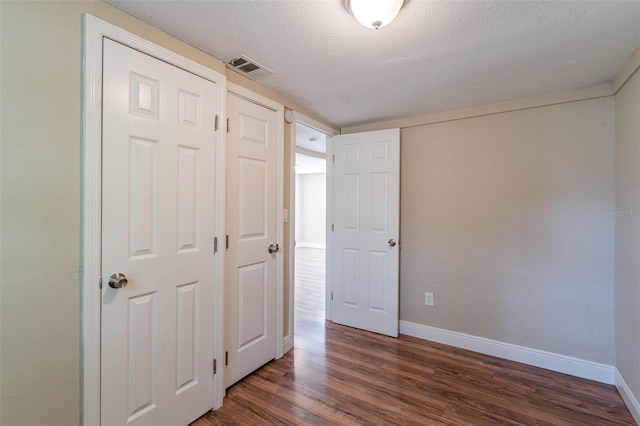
616, 369, 640, 425
296, 242, 326, 249
399, 321, 615, 385
282, 334, 293, 354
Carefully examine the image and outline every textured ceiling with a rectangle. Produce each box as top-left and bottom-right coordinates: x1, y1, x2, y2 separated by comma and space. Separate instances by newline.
108, 0, 640, 128
296, 122, 327, 154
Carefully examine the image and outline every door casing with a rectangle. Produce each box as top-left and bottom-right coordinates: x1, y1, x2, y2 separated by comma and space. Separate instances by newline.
224, 84, 285, 388
287, 113, 339, 347
225, 83, 286, 387
81, 14, 227, 424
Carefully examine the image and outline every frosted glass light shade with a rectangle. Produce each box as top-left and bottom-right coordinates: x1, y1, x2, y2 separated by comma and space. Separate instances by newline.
346, 0, 405, 30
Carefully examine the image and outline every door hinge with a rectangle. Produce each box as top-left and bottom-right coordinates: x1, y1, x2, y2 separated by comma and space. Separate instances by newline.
99, 276, 102, 289
225, 351, 229, 366
331, 292, 334, 301
214, 115, 219, 131
332, 154, 335, 163
226, 117, 230, 133
213, 237, 218, 254
331, 224, 335, 232
213, 358, 217, 375
226, 235, 229, 250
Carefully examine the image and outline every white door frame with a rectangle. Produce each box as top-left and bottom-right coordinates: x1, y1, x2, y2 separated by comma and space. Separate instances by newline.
81, 14, 227, 424
288, 113, 339, 343
227, 83, 286, 361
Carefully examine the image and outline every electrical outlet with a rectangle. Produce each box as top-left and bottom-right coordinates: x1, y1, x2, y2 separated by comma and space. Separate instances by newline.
424, 292, 434, 307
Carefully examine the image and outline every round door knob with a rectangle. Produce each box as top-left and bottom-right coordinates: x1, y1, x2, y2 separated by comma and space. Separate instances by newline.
268, 243, 279, 254
388, 239, 397, 247
108, 272, 128, 289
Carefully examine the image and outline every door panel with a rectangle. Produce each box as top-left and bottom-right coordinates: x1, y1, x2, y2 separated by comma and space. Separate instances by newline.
238, 262, 268, 348
331, 129, 400, 337
101, 39, 218, 425
176, 281, 198, 393
127, 292, 156, 419
177, 146, 200, 252
129, 137, 158, 258
225, 93, 278, 387
239, 157, 267, 237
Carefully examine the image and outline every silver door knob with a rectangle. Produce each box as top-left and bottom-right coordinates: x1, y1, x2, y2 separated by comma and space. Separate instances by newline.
388, 239, 397, 247
108, 272, 128, 289
268, 243, 279, 254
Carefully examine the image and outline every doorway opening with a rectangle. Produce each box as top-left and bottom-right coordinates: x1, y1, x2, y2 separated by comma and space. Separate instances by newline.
293, 122, 329, 339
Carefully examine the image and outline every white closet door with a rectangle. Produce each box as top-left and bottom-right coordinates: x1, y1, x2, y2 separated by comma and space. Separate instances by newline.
101, 38, 218, 425
225, 92, 278, 387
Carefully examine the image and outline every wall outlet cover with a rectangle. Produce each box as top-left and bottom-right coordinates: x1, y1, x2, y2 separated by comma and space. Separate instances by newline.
425, 292, 434, 307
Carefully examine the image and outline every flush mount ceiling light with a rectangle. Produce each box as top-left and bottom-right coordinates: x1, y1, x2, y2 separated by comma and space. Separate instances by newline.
345, 0, 406, 30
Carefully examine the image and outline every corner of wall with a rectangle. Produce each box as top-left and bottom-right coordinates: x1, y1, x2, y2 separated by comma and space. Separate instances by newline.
613, 48, 640, 94
613, 46, 640, 423
616, 369, 640, 425
93, 1, 226, 74
225, 71, 337, 130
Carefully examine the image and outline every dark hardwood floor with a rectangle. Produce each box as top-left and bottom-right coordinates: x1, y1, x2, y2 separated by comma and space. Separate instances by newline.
194, 247, 634, 425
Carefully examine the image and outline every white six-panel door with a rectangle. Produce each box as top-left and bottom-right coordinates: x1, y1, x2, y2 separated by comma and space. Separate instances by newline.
225, 92, 278, 387
101, 39, 218, 425
331, 129, 400, 337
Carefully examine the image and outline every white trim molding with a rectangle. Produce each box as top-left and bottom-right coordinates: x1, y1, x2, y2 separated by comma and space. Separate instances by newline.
342, 83, 612, 134
290, 112, 339, 326
400, 321, 616, 385
616, 369, 640, 425
82, 14, 227, 423
296, 146, 327, 160
287, 111, 339, 353
324, 135, 334, 321
296, 242, 326, 250
282, 335, 293, 354
285, 108, 296, 356
294, 111, 340, 137
343, 50, 640, 134
228, 83, 283, 115
613, 48, 640, 94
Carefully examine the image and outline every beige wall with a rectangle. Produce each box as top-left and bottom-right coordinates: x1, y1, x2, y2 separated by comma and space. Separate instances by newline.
400, 97, 616, 363
614, 67, 640, 401
0, 2, 332, 425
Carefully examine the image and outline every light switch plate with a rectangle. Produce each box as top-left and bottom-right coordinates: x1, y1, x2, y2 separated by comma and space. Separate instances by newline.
425, 292, 434, 307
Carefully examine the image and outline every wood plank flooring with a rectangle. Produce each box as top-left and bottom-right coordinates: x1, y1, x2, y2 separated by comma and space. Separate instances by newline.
194, 247, 634, 425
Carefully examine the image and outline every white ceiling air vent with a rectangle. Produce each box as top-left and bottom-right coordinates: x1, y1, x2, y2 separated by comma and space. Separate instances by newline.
225, 54, 274, 81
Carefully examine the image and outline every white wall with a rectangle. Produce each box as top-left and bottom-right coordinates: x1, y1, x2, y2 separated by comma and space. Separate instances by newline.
295, 173, 326, 248
614, 66, 640, 405
295, 174, 303, 246
400, 97, 616, 364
